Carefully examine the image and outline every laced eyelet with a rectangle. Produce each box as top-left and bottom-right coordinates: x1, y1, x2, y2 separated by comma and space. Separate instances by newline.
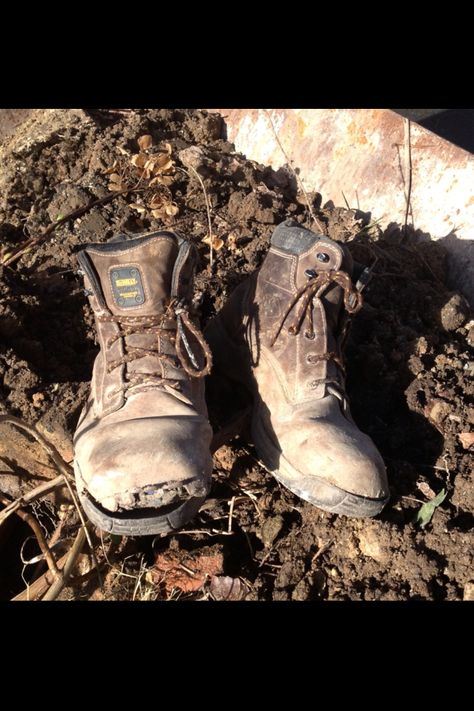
306, 354, 314, 363
317, 252, 330, 263
304, 331, 315, 340
288, 327, 297, 336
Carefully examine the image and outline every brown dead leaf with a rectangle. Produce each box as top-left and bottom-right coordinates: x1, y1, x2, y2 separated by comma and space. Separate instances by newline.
165, 203, 179, 217
103, 161, 120, 175
458, 432, 474, 449
159, 175, 175, 187
129, 203, 146, 214
156, 159, 174, 174
138, 134, 153, 151
149, 193, 166, 210
131, 153, 147, 168
161, 142, 172, 155
209, 576, 245, 601
202, 234, 224, 251
117, 146, 130, 156
153, 549, 223, 595
108, 180, 125, 192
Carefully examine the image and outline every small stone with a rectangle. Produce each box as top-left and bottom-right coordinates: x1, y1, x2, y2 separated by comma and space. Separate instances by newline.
428, 399, 451, 424
440, 293, 470, 332
463, 582, 474, 601
32, 392, 45, 407
292, 578, 310, 601
260, 515, 284, 547
357, 527, 388, 563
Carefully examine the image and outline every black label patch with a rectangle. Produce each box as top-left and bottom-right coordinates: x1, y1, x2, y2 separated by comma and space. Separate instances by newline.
110, 266, 145, 308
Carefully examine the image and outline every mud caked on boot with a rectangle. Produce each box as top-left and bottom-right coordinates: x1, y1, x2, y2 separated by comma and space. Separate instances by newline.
74, 231, 213, 536
205, 220, 389, 518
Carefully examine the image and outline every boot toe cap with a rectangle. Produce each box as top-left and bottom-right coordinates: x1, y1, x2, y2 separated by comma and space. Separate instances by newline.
74, 416, 212, 512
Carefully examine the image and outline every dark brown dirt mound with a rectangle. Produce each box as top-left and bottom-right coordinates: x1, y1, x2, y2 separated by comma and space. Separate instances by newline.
0, 109, 472, 600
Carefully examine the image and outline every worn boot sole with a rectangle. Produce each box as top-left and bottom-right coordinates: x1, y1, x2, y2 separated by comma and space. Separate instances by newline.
75, 463, 208, 536
252, 403, 389, 518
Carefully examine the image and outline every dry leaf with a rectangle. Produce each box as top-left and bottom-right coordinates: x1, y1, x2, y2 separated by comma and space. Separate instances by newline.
161, 142, 172, 155
108, 181, 125, 192
117, 146, 130, 156
158, 159, 174, 173
202, 234, 224, 251
102, 161, 119, 175
458, 432, 474, 449
153, 549, 223, 595
138, 134, 153, 151
149, 193, 166, 209
131, 153, 147, 168
129, 203, 146, 214
151, 208, 165, 219
165, 203, 179, 217
209, 576, 245, 601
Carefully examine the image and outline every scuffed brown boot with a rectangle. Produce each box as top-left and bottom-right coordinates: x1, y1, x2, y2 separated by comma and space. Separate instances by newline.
74, 230, 213, 536
205, 220, 389, 518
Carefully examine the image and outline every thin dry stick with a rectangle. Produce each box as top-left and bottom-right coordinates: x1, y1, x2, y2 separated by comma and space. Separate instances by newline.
0, 474, 65, 526
2, 186, 146, 268
43, 527, 86, 601
227, 496, 236, 534
264, 109, 319, 230
0, 493, 61, 581
0, 415, 102, 587
403, 117, 413, 238
179, 166, 214, 268
12, 549, 71, 601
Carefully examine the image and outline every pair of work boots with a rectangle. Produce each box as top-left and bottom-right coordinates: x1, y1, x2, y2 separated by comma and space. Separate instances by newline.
74, 220, 389, 536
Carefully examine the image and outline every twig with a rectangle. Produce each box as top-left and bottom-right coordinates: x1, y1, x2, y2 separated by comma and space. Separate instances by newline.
1, 186, 146, 268
12, 549, 70, 601
0, 415, 102, 588
403, 117, 413, 239
227, 496, 236, 534
178, 165, 214, 268
0, 474, 65, 526
311, 540, 333, 565
0, 493, 61, 581
43, 526, 86, 601
264, 109, 319, 231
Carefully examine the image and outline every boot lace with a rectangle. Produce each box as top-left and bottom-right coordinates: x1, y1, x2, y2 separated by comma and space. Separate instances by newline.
269, 269, 363, 372
98, 299, 212, 397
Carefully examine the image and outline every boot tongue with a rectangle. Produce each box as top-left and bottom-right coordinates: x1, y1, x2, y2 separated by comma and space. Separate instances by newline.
82, 232, 180, 316
270, 219, 353, 289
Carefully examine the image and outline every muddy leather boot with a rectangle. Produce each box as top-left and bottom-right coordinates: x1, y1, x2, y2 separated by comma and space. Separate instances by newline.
74, 231, 213, 536
205, 220, 389, 518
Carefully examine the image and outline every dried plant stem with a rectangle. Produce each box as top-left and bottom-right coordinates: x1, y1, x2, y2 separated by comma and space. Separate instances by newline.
0, 474, 65, 526
12, 549, 70, 601
264, 110, 319, 230
0, 415, 102, 588
42, 527, 86, 601
180, 166, 214, 268
2, 186, 146, 268
0, 493, 61, 581
403, 117, 413, 238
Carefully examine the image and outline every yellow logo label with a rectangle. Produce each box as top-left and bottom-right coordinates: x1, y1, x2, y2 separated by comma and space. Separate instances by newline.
116, 278, 137, 287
